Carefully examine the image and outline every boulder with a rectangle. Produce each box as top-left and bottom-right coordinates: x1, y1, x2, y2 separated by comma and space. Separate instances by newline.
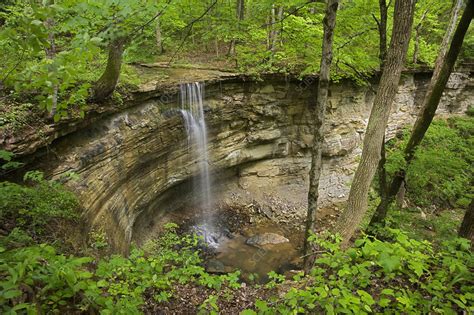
245, 233, 289, 247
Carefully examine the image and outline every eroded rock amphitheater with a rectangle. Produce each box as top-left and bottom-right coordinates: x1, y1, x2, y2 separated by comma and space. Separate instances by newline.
4, 69, 472, 252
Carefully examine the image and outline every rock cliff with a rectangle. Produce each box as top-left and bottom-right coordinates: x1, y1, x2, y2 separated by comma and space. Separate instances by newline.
6, 70, 472, 251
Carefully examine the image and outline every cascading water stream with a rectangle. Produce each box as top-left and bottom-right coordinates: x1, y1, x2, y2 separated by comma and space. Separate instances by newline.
179, 82, 217, 247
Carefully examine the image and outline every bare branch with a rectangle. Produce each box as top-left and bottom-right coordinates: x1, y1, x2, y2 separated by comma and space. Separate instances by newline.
372, 13, 380, 28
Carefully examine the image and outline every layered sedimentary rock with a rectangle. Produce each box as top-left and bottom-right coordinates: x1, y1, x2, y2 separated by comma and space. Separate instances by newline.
11, 71, 473, 251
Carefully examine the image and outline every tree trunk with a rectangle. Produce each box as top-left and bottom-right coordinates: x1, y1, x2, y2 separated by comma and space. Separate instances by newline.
378, 0, 388, 67
459, 199, 474, 244
229, 0, 245, 56
377, 136, 388, 200
375, 0, 388, 206
268, 5, 276, 51
369, 0, 469, 226
44, 0, 58, 115
412, 9, 429, 65
395, 180, 406, 208
334, 0, 416, 245
412, 27, 420, 65
156, 17, 163, 54
268, 5, 283, 53
269, 4, 283, 55
93, 37, 126, 102
303, 0, 339, 272
277, 6, 284, 48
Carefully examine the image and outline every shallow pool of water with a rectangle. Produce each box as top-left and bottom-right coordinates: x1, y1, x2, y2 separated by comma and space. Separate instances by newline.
201, 224, 302, 282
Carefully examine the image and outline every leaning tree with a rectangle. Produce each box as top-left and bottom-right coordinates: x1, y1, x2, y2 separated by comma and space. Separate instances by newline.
334, 0, 416, 244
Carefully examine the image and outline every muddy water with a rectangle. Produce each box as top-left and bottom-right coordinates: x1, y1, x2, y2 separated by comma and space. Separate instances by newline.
207, 224, 302, 283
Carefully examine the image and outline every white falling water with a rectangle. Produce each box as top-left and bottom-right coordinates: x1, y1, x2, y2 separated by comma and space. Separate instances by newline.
179, 82, 217, 246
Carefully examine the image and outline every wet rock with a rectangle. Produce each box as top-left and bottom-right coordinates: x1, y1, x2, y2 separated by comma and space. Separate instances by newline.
246, 233, 289, 247
206, 259, 226, 273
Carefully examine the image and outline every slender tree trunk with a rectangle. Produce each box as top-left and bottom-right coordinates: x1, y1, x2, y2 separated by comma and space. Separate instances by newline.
303, 0, 339, 272
44, 0, 57, 115
459, 199, 474, 245
268, 5, 283, 53
395, 180, 406, 208
378, 0, 388, 67
412, 9, 429, 65
334, 0, 416, 245
268, 5, 276, 51
412, 27, 420, 65
93, 37, 126, 102
377, 136, 388, 199
156, 17, 163, 54
375, 0, 389, 210
369, 0, 469, 226
229, 0, 245, 56
276, 6, 284, 49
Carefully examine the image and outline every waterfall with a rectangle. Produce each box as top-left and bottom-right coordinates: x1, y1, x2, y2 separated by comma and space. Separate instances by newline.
179, 82, 217, 246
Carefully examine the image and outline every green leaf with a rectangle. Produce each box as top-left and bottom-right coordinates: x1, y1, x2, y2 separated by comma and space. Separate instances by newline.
378, 253, 401, 273
255, 300, 268, 312
2, 289, 22, 299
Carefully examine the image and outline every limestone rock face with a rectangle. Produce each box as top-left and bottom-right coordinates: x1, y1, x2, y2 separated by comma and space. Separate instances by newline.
13, 72, 473, 252
246, 233, 290, 247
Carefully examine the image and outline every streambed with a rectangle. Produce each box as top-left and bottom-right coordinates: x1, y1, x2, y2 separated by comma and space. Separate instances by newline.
148, 203, 304, 282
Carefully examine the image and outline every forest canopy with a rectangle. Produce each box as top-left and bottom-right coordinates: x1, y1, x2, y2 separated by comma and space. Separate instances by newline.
0, 0, 473, 119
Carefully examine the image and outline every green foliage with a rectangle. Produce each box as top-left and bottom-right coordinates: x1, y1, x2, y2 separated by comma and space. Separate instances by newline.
0, 150, 23, 170
387, 207, 465, 244
256, 229, 473, 314
385, 117, 473, 208
0, 224, 241, 314
0, 244, 94, 314
1, 0, 466, 120
0, 170, 79, 247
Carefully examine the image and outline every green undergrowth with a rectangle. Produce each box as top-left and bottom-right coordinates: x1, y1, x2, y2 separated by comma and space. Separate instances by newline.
385, 116, 473, 209
1, 225, 472, 314
247, 230, 473, 314
0, 224, 241, 314
0, 168, 80, 250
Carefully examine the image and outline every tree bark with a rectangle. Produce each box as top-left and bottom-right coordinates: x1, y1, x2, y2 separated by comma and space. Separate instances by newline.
459, 199, 474, 245
303, 0, 339, 272
93, 37, 126, 102
377, 136, 388, 199
378, 0, 388, 67
374, 0, 389, 217
369, 0, 469, 226
334, 0, 416, 245
156, 17, 163, 54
